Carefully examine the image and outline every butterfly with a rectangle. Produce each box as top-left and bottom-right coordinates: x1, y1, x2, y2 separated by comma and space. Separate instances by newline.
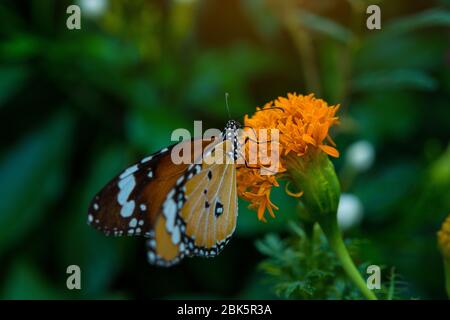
87, 120, 243, 267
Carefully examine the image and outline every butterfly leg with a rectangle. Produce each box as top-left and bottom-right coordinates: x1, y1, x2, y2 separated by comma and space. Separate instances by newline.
241, 126, 274, 145
237, 151, 280, 174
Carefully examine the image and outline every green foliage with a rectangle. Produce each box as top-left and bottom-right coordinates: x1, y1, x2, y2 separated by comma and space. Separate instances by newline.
297, 10, 355, 45
256, 224, 363, 299
257, 224, 410, 300
383, 8, 450, 36
378, 268, 411, 300
352, 69, 438, 92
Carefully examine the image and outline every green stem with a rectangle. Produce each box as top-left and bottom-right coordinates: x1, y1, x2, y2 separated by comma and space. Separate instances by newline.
387, 268, 396, 300
288, 152, 376, 299
319, 216, 378, 300
444, 258, 450, 299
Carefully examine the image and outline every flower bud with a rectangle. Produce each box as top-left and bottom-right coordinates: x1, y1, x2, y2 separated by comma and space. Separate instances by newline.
287, 150, 340, 223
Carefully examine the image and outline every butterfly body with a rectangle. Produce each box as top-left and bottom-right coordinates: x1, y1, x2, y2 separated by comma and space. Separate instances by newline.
88, 120, 242, 266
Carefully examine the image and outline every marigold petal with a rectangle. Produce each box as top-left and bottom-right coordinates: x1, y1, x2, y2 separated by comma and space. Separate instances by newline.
319, 144, 340, 158
257, 203, 267, 222
285, 182, 304, 198
326, 134, 337, 147
302, 134, 316, 146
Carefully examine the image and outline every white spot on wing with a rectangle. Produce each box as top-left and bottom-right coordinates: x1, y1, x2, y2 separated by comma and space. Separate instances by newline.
119, 164, 139, 179
121, 201, 135, 218
167, 189, 175, 199
117, 174, 136, 218
141, 155, 153, 163
129, 218, 137, 228
171, 226, 181, 244
117, 175, 135, 203
147, 251, 156, 263
163, 198, 177, 231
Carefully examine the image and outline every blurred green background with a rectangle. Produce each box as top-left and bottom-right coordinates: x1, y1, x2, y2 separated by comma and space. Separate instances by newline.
0, 0, 449, 299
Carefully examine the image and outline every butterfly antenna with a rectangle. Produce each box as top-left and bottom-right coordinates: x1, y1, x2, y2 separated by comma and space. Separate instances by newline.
254, 106, 285, 114
225, 92, 231, 119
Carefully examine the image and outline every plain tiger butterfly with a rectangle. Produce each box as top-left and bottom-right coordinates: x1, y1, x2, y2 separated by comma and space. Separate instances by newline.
87, 119, 246, 267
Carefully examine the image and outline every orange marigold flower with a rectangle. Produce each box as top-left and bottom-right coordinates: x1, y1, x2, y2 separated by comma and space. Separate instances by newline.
237, 93, 340, 221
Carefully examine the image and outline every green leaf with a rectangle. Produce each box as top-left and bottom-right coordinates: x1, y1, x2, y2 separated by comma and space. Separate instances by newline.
297, 10, 354, 44
0, 111, 74, 255
278, 280, 315, 298
355, 33, 446, 72
356, 10, 450, 72
384, 8, 450, 36
255, 234, 284, 257
352, 69, 438, 92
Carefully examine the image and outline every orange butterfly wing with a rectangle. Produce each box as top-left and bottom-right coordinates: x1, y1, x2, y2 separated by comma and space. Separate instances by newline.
88, 126, 240, 267
147, 139, 238, 266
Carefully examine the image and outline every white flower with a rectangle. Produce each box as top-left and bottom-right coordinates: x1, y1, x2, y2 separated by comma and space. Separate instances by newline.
337, 193, 363, 231
78, 0, 108, 17
345, 140, 375, 172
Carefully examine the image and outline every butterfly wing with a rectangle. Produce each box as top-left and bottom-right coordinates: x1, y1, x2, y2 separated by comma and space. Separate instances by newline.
147, 139, 238, 266
88, 134, 239, 267
87, 139, 211, 237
